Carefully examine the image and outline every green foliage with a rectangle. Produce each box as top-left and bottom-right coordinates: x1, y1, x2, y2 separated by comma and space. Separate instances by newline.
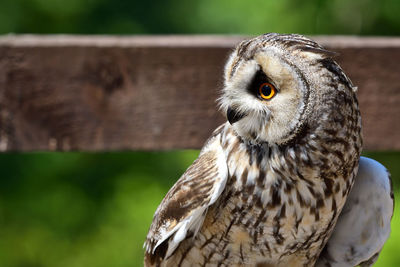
0, 151, 398, 266
0, 151, 198, 267
0, 0, 399, 35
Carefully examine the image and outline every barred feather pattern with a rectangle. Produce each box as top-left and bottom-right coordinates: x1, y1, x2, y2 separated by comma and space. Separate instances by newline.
144, 33, 363, 267
145, 108, 361, 266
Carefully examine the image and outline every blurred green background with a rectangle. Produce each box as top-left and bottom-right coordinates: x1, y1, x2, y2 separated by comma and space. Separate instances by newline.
1, 0, 400, 35
0, 0, 399, 266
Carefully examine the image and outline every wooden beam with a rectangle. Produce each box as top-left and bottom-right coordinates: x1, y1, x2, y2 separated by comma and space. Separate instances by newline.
0, 35, 399, 151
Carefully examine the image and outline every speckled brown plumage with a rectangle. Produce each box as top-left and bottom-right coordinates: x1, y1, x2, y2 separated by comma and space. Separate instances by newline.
144, 33, 366, 266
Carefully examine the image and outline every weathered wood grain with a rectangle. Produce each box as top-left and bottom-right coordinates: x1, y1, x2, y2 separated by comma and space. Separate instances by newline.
0, 35, 399, 151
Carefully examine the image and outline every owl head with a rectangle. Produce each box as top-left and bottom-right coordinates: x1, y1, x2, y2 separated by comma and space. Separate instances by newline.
219, 33, 355, 145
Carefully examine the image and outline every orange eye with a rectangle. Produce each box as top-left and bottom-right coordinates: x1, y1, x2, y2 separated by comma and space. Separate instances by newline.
258, 82, 276, 100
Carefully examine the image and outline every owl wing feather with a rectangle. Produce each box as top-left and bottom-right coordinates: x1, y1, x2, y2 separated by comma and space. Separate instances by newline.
144, 128, 228, 264
316, 156, 394, 267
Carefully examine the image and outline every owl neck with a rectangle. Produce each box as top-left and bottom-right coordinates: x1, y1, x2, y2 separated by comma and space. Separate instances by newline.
221, 120, 360, 186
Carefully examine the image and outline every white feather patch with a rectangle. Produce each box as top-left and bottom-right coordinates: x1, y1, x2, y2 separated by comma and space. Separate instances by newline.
148, 134, 229, 258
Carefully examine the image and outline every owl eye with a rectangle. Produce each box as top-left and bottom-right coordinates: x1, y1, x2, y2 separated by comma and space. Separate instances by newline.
258, 82, 276, 100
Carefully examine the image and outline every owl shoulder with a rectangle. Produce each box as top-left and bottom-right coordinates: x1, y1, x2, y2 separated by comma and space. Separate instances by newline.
144, 124, 229, 265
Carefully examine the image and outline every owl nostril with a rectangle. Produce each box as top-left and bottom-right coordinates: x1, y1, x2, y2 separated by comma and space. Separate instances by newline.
227, 107, 246, 125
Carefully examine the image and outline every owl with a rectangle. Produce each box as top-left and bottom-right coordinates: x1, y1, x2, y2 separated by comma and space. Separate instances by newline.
144, 33, 394, 267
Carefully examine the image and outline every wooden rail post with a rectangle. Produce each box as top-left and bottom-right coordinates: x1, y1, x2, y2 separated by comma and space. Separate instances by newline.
0, 35, 399, 151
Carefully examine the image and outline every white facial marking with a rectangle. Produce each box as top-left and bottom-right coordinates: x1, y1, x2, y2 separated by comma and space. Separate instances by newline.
221, 48, 307, 145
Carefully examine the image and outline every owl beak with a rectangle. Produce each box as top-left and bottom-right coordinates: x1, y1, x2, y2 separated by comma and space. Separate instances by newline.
227, 107, 246, 125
